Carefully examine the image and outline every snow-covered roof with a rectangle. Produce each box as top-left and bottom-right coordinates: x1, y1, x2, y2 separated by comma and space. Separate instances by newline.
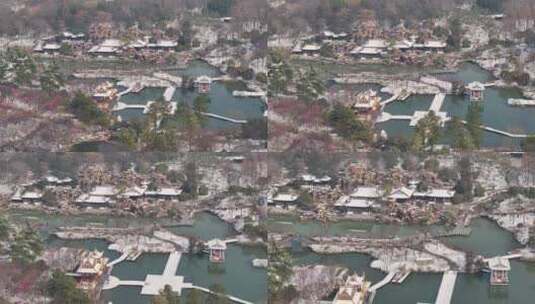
89, 46, 119, 53
323, 31, 348, 39
21, 191, 43, 200
151, 40, 178, 48
90, 185, 117, 197
122, 186, 146, 198
76, 194, 113, 204
273, 193, 299, 202
291, 44, 303, 53
101, 39, 123, 48
364, 39, 388, 49
10, 188, 22, 201
467, 81, 485, 91
301, 44, 321, 51
145, 187, 182, 197
45, 175, 72, 184
130, 39, 147, 48
350, 46, 383, 55
336, 196, 374, 208
42, 43, 61, 50
424, 40, 447, 49
206, 239, 227, 250
488, 257, 511, 271
195, 75, 212, 84
393, 40, 413, 49
301, 174, 331, 183
63, 32, 85, 39
414, 189, 455, 199
388, 187, 414, 200
351, 186, 383, 199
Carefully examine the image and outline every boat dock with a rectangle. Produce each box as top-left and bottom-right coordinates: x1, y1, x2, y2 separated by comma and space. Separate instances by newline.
435, 271, 457, 304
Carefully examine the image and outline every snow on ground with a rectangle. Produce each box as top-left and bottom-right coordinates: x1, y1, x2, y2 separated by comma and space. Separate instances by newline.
291, 265, 346, 302
489, 213, 535, 245
474, 161, 508, 191
369, 247, 450, 273
424, 241, 466, 271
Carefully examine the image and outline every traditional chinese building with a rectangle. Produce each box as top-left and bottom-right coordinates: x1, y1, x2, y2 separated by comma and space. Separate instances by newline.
93, 82, 118, 103
488, 257, 510, 286
466, 81, 485, 101
75, 250, 109, 296
353, 90, 382, 120
206, 239, 227, 263
194, 75, 212, 93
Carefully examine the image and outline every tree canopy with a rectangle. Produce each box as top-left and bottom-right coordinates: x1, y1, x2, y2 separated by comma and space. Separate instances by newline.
47, 271, 90, 304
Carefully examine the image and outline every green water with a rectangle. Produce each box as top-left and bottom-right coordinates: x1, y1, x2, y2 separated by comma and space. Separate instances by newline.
115, 60, 266, 129
451, 261, 535, 304
267, 215, 443, 238
167, 212, 236, 241
98, 244, 267, 304
120, 87, 166, 104
383, 94, 434, 116
177, 245, 267, 303
443, 217, 520, 257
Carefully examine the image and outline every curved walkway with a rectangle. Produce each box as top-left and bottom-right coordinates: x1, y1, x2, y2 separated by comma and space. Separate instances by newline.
107, 252, 128, 267
369, 271, 395, 291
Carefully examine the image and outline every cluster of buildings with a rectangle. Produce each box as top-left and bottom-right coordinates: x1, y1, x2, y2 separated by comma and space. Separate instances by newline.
335, 184, 455, 214
350, 38, 447, 59
268, 170, 455, 215
33, 33, 180, 57
88, 38, 179, 57
33, 31, 86, 54
9, 174, 184, 209
10, 175, 74, 205
291, 35, 447, 60
75, 184, 183, 209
